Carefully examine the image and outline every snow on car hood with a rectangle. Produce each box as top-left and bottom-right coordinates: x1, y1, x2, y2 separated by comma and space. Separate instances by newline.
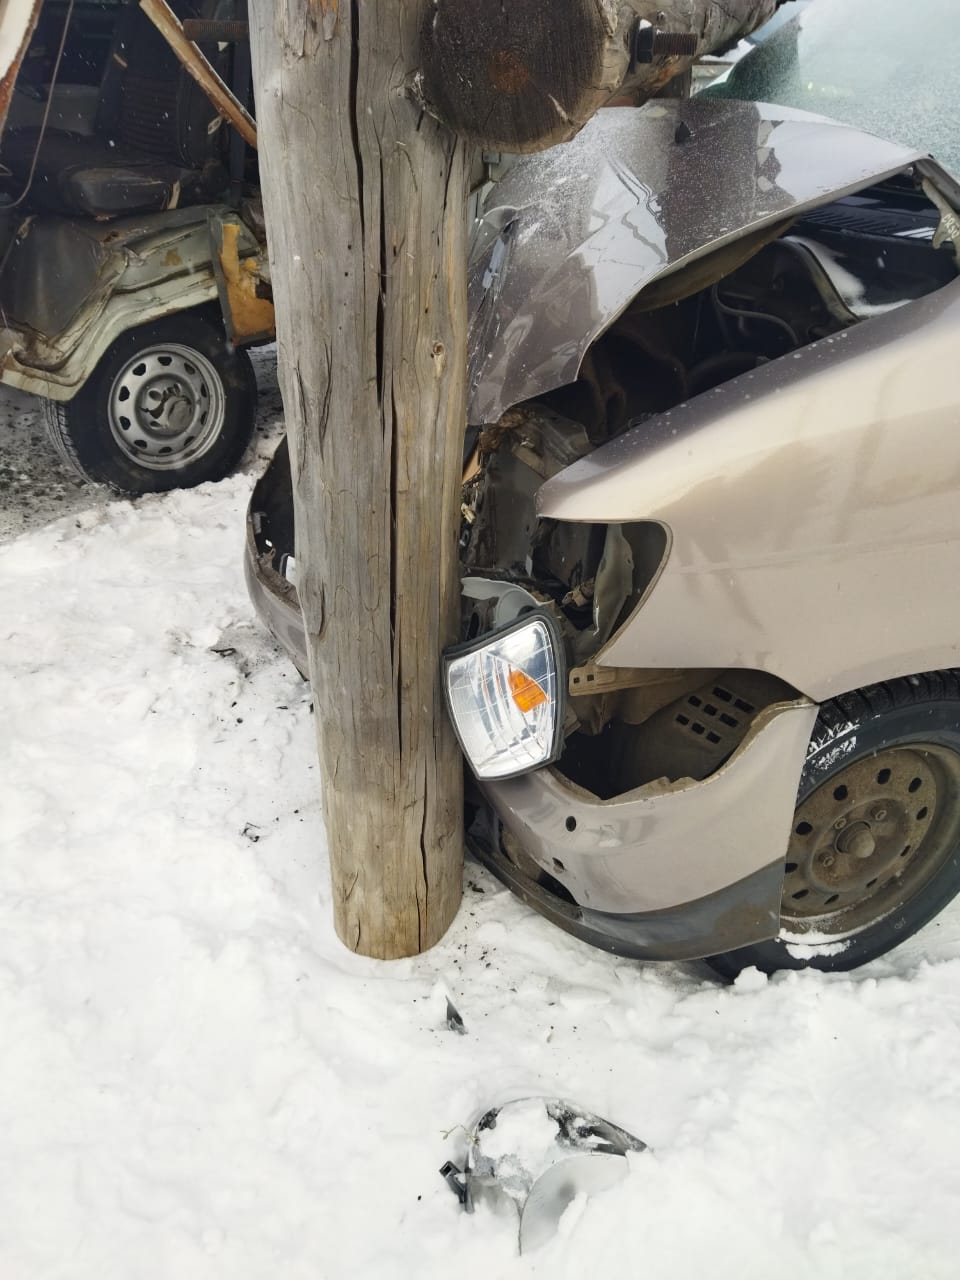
467, 98, 924, 425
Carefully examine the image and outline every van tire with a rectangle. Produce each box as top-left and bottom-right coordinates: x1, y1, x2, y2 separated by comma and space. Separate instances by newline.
42, 313, 257, 495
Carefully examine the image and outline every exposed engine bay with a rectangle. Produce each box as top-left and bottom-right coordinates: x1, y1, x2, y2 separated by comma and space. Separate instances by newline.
460, 174, 959, 799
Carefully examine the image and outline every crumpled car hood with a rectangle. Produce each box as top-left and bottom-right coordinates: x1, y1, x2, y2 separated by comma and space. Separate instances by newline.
467, 98, 924, 426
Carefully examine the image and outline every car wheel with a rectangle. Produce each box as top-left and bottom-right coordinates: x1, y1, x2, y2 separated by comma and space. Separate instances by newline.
42, 312, 257, 495
707, 671, 960, 977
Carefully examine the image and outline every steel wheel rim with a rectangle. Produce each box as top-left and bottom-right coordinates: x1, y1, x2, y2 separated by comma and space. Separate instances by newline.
107, 343, 226, 471
782, 743, 960, 940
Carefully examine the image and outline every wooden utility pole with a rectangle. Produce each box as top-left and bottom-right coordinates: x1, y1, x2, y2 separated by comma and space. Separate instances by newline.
248, 0, 779, 959
249, 1, 468, 958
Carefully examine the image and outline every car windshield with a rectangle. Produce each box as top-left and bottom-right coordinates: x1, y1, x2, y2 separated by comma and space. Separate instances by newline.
706, 0, 960, 178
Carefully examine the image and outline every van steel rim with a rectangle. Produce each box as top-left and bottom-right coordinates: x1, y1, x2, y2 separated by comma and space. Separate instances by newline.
107, 343, 225, 471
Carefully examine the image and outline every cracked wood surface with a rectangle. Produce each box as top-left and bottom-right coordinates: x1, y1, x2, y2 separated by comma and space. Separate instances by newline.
420, 0, 779, 152
250, 0, 465, 957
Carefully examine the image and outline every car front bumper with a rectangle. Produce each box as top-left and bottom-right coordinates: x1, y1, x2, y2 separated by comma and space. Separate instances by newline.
472, 698, 818, 961
244, 526, 307, 677
467, 810, 787, 963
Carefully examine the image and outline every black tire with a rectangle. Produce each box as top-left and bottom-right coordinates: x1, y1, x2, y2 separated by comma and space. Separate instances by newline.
43, 312, 257, 495
707, 671, 960, 978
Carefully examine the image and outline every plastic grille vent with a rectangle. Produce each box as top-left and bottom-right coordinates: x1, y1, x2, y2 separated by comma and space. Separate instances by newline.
674, 684, 755, 748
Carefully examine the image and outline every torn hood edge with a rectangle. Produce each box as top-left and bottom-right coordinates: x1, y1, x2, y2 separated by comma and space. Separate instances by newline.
466, 98, 927, 427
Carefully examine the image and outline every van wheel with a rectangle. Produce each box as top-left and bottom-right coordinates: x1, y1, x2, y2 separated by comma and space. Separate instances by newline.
707, 672, 960, 977
42, 313, 257, 495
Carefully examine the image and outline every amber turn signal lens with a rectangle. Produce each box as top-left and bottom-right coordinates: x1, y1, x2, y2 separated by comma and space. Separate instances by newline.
508, 667, 549, 714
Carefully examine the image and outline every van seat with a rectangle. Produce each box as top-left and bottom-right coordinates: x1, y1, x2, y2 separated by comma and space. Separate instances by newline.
0, 129, 220, 217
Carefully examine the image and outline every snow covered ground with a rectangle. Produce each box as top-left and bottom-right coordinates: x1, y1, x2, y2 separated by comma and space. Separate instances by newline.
3, 365, 960, 1278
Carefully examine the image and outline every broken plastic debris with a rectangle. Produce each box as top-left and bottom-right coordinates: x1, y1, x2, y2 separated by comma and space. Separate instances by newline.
440, 1096, 647, 1253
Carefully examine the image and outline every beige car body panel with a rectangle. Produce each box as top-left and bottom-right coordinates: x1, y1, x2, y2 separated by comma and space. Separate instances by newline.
540, 278, 960, 701
482, 698, 818, 914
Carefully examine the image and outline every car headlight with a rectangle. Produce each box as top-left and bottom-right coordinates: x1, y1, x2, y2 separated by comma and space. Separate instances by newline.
443, 611, 565, 780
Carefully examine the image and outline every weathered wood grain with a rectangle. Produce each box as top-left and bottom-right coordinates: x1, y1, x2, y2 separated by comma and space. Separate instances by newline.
419, 0, 779, 151
250, 0, 466, 958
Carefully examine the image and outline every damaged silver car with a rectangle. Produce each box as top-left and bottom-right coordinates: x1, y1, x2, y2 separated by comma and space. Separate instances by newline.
247, 98, 960, 975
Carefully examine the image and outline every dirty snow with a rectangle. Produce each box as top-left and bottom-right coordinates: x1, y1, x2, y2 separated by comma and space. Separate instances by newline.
3, 372, 960, 1279
781, 930, 851, 961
